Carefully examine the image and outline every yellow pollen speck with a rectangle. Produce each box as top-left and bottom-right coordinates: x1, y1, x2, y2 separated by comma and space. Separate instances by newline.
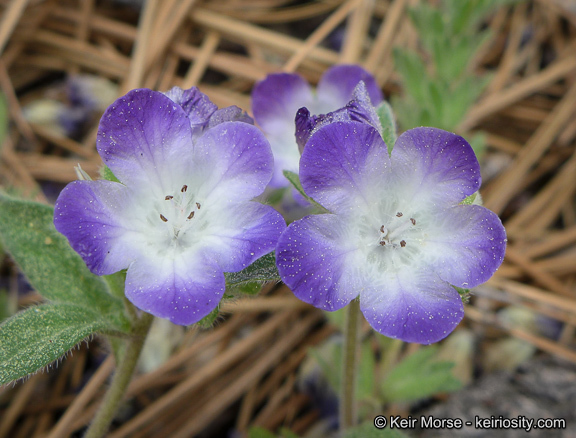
44, 237, 53, 245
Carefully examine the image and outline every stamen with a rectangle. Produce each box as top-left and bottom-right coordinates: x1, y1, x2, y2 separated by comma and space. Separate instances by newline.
400, 240, 406, 247
196, 202, 201, 210
410, 218, 416, 225
160, 214, 168, 222
396, 212, 403, 217
187, 211, 195, 220
181, 185, 188, 193
380, 225, 386, 233
165, 195, 173, 200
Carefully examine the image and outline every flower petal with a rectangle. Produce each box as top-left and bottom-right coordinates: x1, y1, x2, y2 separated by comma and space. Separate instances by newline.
54, 180, 142, 275
316, 64, 383, 111
206, 202, 286, 272
300, 121, 391, 213
360, 268, 464, 344
422, 205, 507, 287
267, 131, 302, 188
193, 121, 274, 202
392, 127, 481, 206
296, 83, 383, 152
163, 86, 217, 129
125, 252, 225, 325
97, 89, 194, 191
252, 73, 313, 134
208, 106, 253, 128
276, 214, 362, 311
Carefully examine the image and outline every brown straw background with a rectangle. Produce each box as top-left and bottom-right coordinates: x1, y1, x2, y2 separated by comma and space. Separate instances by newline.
0, 0, 575, 436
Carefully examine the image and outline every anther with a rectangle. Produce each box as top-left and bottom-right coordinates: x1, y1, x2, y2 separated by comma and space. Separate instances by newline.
160, 214, 168, 222
187, 211, 195, 220
181, 185, 188, 193
410, 218, 416, 225
196, 202, 201, 209
380, 225, 385, 233
379, 241, 386, 246
400, 240, 406, 247
396, 212, 403, 217
165, 195, 173, 201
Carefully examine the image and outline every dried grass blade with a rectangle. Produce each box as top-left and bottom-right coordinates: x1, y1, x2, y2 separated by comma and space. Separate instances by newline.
283, 0, 361, 72
171, 311, 322, 438
46, 356, 114, 438
484, 80, 576, 214
108, 310, 298, 438
364, 0, 407, 76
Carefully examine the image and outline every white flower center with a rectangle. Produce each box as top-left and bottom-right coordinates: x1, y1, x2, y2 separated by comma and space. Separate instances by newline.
155, 184, 203, 242
356, 207, 425, 271
377, 211, 417, 249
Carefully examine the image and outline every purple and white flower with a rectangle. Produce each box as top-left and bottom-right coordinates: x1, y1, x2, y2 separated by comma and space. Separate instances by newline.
251, 64, 383, 188
54, 87, 285, 325
276, 122, 506, 344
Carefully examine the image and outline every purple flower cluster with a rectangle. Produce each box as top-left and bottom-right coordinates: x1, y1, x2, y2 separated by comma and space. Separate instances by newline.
55, 87, 285, 325
55, 66, 506, 343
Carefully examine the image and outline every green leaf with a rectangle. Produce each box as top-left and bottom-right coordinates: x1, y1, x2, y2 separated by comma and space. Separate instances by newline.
99, 165, 120, 182
248, 427, 276, 438
382, 346, 462, 403
0, 195, 129, 331
282, 170, 329, 213
460, 192, 477, 205
207, 252, 283, 324
103, 270, 127, 300
265, 187, 286, 206
427, 81, 445, 128
392, 48, 428, 103
394, 0, 517, 132
454, 286, 471, 303
408, 3, 442, 51
283, 170, 309, 200
197, 304, 221, 328
224, 252, 280, 289
460, 191, 483, 206
231, 282, 261, 296
375, 101, 397, 154
0, 303, 114, 384
449, 0, 475, 35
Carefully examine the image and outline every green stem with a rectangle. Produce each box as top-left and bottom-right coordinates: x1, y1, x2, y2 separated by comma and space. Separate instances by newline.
84, 311, 154, 438
340, 298, 360, 431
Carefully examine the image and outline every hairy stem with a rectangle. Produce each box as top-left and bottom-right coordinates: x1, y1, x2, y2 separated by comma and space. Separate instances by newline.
84, 311, 154, 438
340, 298, 360, 431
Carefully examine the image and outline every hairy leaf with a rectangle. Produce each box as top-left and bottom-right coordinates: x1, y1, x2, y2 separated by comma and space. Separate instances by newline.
0, 195, 128, 330
224, 252, 280, 288
0, 303, 114, 384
